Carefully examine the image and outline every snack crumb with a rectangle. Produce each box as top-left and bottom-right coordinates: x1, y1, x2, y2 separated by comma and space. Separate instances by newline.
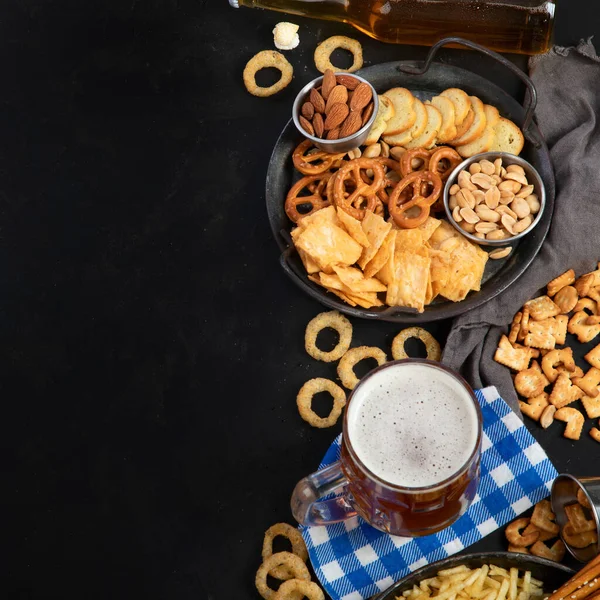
273, 22, 300, 50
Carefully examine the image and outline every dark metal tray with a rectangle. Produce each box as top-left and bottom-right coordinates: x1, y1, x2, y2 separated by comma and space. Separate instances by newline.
266, 38, 555, 323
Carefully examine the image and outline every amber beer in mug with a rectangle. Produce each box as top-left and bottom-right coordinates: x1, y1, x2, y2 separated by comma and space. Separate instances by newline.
291, 360, 483, 537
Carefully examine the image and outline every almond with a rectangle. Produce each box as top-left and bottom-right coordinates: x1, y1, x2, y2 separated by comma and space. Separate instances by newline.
349, 82, 372, 112
309, 88, 326, 114
312, 113, 324, 138
325, 85, 348, 114
324, 103, 349, 131
321, 69, 337, 100
336, 74, 360, 90
299, 116, 314, 136
326, 127, 340, 140
361, 101, 374, 126
301, 102, 315, 120
339, 111, 363, 138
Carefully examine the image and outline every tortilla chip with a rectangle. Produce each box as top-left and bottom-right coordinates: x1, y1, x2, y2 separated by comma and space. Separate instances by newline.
418, 216, 442, 241
297, 247, 321, 274
336, 207, 370, 247
343, 290, 384, 309
394, 229, 425, 254
331, 265, 387, 293
357, 210, 392, 270
375, 231, 396, 286
296, 205, 339, 229
386, 251, 430, 313
295, 221, 362, 273
363, 229, 396, 279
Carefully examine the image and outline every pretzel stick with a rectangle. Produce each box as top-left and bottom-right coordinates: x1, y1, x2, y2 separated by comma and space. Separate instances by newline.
547, 555, 600, 600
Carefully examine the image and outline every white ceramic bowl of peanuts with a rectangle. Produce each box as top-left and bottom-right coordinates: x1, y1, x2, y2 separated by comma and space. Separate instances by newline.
444, 152, 546, 253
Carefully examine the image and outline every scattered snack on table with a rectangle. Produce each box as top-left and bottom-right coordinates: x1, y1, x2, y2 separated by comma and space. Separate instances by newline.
243, 50, 294, 97
398, 563, 545, 600
495, 263, 600, 441
448, 157, 540, 240
304, 311, 353, 362
296, 377, 347, 428
314, 35, 363, 73
591, 426, 600, 442
337, 346, 387, 390
505, 500, 566, 562
391, 327, 441, 361
262, 523, 308, 579
255, 551, 311, 600
273, 22, 300, 51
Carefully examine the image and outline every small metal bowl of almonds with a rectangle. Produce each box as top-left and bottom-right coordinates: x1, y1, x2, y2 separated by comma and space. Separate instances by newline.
443, 152, 546, 255
292, 70, 379, 154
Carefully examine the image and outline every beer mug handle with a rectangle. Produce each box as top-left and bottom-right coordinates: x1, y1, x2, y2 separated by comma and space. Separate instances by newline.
290, 461, 357, 526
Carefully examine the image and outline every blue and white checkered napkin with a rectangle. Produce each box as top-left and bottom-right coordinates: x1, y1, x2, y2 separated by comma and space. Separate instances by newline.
301, 387, 558, 600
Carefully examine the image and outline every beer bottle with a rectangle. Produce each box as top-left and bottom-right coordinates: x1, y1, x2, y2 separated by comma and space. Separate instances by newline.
229, 0, 556, 55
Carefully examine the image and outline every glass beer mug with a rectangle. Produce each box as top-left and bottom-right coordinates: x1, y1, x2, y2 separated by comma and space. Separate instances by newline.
291, 360, 483, 537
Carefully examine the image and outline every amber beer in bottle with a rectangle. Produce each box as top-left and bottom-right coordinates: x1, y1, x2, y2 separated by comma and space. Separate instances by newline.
230, 0, 556, 55
291, 360, 483, 537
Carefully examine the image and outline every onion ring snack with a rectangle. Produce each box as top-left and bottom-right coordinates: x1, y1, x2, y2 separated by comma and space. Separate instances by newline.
314, 35, 363, 74
255, 552, 311, 600
262, 523, 308, 580
274, 580, 325, 600
337, 346, 387, 390
392, 327, 442, 361
304, 311, 352, 362
296, 378, 347, 428
243, 50, 293, 97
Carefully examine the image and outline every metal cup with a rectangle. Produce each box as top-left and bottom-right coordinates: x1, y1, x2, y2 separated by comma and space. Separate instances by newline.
551, 474, 600, 562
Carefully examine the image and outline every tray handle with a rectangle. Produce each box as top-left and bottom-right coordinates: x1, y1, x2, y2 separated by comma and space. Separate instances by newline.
397, 37, 539, 148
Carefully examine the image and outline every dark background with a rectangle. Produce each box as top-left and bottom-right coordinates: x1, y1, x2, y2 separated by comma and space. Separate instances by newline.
3, 1, 599, 599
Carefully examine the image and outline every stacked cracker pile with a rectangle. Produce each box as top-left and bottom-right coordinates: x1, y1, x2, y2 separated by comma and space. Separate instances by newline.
367, 87, 523, 158
494, 267, 600, 442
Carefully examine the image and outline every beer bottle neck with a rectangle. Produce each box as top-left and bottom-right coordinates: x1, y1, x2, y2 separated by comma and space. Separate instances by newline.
232, 0, 347, 20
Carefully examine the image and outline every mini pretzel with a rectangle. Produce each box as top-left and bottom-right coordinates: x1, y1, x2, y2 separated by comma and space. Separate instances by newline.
399, 148, 431, 178
531, 499, 559, 535
374, 157, 403, 204
333, 158, 385, 220
285, 174, 331, 222
542, 348, 576, 383
388, 170, 442, 229
505, 518, 540, 547
554, 407, 585, 440
292, 140, 345, 175
429, 146, 462, 181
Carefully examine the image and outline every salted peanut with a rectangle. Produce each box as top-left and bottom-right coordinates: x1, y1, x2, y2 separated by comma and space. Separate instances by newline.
525, 194, 540, 213
380, 141, 390, 158
505, 170, 529, 186
549, 372, 584, 409
500, 167, 507, 178
452, 205, 463, 223
540, 404, 556, 429
572, 366, 600, 397
460, 221, 476, 233
494, 157, 503, 175
362, 143, 381, 158
515, 366, 550, 398
489, 247, 512, 260
513, 216, 533, 234
479, 159, 495, 175
389, 146, 405, 161
485, 186, 500, 209
346, 148, 362, 160
460, 207, 479, 224
475, 204, 500, 221
542, 347, 576, 382
469, 162, 482, 175
555, 407, 585, 440
458, 170, 477, 190
449, 195, 458, 210
475, 221, 498, 234
499, 179, 522, 194
501, 214, 517, 235
474, 232, 485, 240
460, 188, 476, 209
471, 173, 494, 189
497, 205, 518, 219
506, 164, 525, 175
547, 269, 576, 297
449, 183, 461, 196
491, 174, 502, 185
505, 518, 539, 547
499, 190, 515, 205
487, 229, 509, 241
516, 184, 535, 199
519, 393, 549, 421
531, 499, 559, 535
511, 197, 531, 219
472, 189, 485, 204
456, 190, 471, 209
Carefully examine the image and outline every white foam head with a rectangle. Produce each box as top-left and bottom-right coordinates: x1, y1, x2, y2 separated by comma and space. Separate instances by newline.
346, 362, 480, 488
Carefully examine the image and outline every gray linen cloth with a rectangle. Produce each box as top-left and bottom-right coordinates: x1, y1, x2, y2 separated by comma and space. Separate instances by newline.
442, 39, 600, 413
